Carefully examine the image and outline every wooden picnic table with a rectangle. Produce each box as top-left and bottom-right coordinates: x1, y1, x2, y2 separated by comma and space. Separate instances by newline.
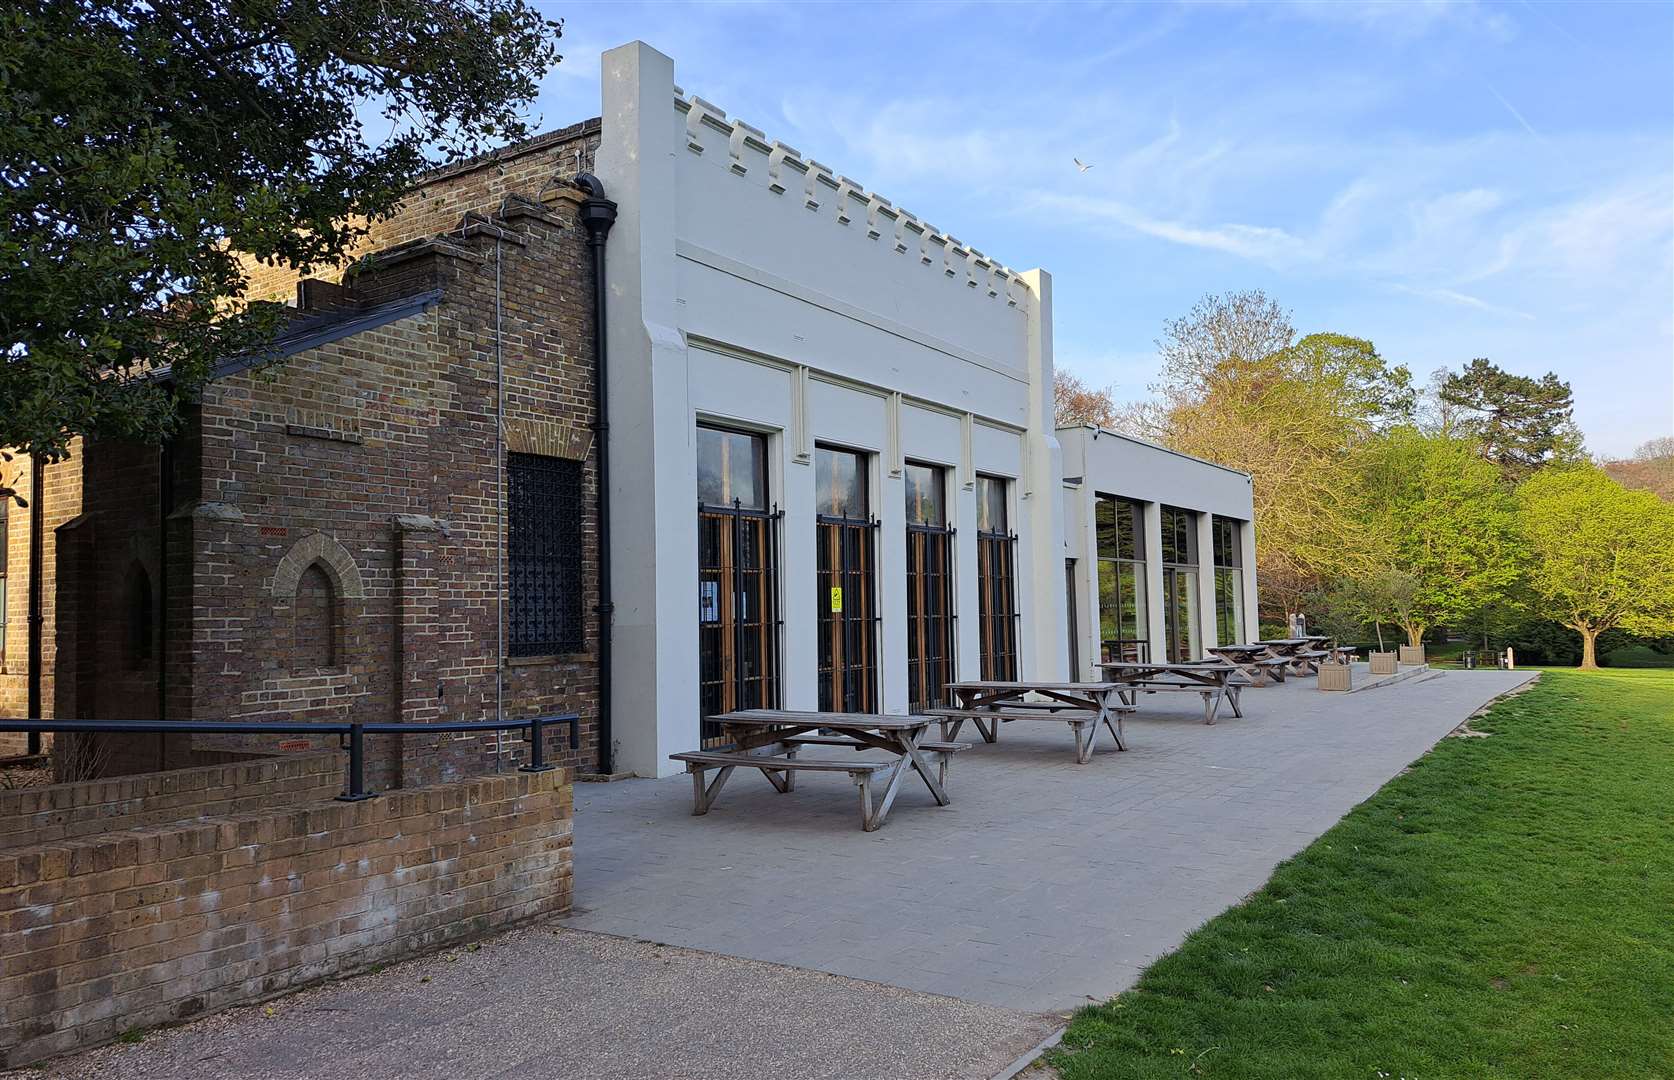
1097, 660, 1246, 724
1256, 638, 1331, 675
670, 710, 963, 831
935, 681, 1132, 764
1205, 644, 1291, 686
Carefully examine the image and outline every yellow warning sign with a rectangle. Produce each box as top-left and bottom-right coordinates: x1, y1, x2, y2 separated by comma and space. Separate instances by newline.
829, 587, 843, 613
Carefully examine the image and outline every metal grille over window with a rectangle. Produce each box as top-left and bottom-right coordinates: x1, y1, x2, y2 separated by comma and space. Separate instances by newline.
906, 462, 954, 711
976, 475, 1018, 682
507, 452, 585, 656
697, 427, 782, 746
816, 446, 877, 713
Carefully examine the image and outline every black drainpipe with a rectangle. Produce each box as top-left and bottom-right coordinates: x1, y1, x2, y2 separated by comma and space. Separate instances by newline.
572, 174, 618, 775
25, 454, 44, 756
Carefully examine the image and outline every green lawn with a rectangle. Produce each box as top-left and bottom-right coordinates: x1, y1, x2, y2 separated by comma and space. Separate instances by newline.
1050, 670, 1674, 1080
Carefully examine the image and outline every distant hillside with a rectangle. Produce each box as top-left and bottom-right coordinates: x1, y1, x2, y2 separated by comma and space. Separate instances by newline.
1604, 437, 1674, 501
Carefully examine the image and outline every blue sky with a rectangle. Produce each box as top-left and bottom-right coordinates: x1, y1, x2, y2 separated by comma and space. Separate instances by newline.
525, 1, 1673, 457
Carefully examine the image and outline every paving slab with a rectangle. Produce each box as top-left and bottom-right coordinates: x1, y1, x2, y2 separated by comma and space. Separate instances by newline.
10, 927, 1056, 1080
564, 668, 1536, 1012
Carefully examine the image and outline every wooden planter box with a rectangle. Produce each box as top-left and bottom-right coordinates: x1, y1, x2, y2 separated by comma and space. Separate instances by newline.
1318, 663, 1353, 692
1369, 651, 1398, 675
1398, 645, 1426, 667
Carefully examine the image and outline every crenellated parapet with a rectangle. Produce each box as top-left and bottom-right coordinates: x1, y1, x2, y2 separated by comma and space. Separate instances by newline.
673, 88, 1029, 310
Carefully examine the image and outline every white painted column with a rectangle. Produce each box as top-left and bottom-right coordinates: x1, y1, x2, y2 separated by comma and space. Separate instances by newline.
878, 452, 908, 714
1079, 487, 1101, 679
597, 41, 695, 777
1019, 269, 1067, 681
1142, 501, 1165, 662
1240, 518, 1260, 643
954, 479, 981, 681
1195, 511, 1218, 657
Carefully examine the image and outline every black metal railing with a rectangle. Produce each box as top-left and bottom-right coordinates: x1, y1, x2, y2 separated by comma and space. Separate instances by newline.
0, 714, 580, 802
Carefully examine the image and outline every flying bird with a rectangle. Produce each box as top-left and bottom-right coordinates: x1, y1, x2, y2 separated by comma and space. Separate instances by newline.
1074, 158, 1094, 172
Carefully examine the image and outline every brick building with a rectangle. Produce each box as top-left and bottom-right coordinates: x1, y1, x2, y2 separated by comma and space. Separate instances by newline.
1, 121, 610, 784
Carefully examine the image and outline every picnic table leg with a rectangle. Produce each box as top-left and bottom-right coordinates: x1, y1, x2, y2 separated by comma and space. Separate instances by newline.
1200, 691, 1219, 725
853, 771, 878, 831
1097, 692, 1127, 751
865, 752, 917, 831
689, 764, 735, 814
1071, 719, 1096, 764
939, 716, 966, 743
1226, 685, 1244, 719
894, 732, 951, 806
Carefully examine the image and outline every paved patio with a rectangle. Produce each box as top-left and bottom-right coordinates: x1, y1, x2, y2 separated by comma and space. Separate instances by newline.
564, 667, 1536, 1013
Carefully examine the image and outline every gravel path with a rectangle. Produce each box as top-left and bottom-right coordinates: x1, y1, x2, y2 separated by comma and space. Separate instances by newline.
7, 926, 1058, 1080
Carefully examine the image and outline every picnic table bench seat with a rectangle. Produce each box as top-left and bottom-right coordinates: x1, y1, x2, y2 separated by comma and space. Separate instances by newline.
781, 734, 970, 784
1112, 677, 1244, 725
921, 704, 1131, 764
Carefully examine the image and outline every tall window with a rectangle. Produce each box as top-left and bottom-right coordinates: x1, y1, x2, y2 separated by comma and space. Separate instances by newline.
292, 564, 336, 669
1160, 506, 1200, 662
905, 462, 954, 711
976, 475, 1018, 681
1212, 516, 1245, 647
1095, 496, 1148, 662
697, 426, 780, 744
507, 452, 585, 656
815, 446, 876, 713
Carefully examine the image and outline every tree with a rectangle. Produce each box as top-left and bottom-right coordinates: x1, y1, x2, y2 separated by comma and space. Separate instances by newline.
1053, 370, 1123, 429
1438, 358, 1584, 481
1329, 567, 1421, 651
1517, 466, 1674, 668
1147, 294, 1414, 616
0, 0, 564, 482
1154, 289, 1296, 398
1352, 428, 1523, 647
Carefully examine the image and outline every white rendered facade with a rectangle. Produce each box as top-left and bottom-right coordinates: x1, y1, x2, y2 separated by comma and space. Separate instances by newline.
594, 42, 1253, 776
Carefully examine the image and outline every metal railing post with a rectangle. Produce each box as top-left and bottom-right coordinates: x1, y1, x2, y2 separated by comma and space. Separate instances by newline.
520, 716, 555, 773
337, 723, 375, 801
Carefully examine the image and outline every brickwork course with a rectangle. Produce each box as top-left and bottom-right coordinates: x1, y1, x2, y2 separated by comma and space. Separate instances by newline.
0, 767, 573, 1069
0, 119, 606, 783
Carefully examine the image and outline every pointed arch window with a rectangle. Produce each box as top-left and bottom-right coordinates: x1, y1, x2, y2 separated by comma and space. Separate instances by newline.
293, 563, 339, 669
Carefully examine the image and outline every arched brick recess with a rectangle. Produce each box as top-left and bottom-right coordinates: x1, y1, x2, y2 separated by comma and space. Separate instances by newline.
271, 532, 366, 600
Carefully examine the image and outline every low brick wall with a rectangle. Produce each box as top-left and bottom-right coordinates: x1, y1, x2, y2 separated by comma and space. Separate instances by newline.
0, 769, 573, 1068
0, 752, 344, 851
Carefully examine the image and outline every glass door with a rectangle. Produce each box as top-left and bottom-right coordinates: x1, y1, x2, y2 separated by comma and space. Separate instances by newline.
905, 463, 954, 711
977, 476, 1018, 681
815, 446, 877, 712
1160, 506, 1200, 662
697, 427, 780, 746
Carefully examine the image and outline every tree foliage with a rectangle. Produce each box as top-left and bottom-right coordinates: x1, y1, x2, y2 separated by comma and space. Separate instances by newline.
1517, 466, 1674, 668
1053, 370, 1123, 429
0, 0, 564, 472
1438, 358, 1583, 481
1142, 290, 1414, 614
1351, 429, 1522, 646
